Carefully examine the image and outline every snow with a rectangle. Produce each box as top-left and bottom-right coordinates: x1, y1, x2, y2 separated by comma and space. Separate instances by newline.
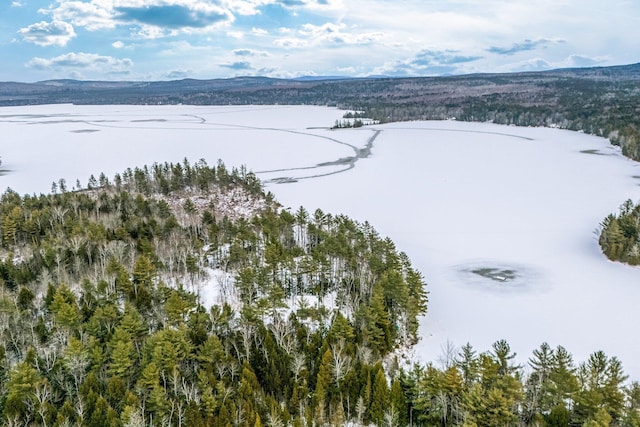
0, 104, 354, 194
2, 105, 640, 378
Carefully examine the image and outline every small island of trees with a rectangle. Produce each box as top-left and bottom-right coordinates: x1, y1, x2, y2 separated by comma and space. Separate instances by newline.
599, 200, 640, 264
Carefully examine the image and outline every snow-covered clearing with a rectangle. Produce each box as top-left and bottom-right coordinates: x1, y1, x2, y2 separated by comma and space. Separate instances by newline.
2, 104, 640, 378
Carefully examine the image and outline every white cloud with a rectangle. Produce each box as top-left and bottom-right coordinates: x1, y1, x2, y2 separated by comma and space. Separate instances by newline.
251, 27, 269, 36
11, 1, 24, 7
279, 0, 344, 12
271, 21, 385, 50
224, 0, 272, 15
227, 31, 244, 39
505, 57, 552, 72
134, 24, 169, 39
336, 66, 356, 74
299, 22, 383, 45
299, 22, 343, 37
502, 54, 608, 73
565, 54, 606, 68
18, 21, 76, 47
43, 1, 116, 31
26, 52, 133, 74
112, 40, 125, 48
274, 37, 308, 48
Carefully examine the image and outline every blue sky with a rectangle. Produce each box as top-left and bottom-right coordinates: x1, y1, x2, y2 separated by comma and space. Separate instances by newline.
2, 0, 639, 82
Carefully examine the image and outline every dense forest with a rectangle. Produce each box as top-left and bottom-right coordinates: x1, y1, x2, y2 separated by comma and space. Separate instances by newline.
0, 159, 639, 426
0, 159, 430, 426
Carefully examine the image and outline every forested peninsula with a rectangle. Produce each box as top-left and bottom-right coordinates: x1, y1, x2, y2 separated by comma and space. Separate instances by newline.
0, 159, 430, 426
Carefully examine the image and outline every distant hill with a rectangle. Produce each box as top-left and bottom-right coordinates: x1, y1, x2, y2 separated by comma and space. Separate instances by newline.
0, 63, 637, 107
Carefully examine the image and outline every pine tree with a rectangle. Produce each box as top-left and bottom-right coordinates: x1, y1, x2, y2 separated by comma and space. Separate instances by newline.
370, 364, 389, 424
238, 361, 261, 427
314, 348, 333, 418
526, 342, 555, 418
328, 312, 355, 343
545, 404, 570, 427
51, 286, 81, 329
390, 377, 408, 425
2, 213, 17, 246
367, 285, 392, 355
549, 345, 579, 408
4, 360, 39, 420
575, 351, 628, 424
108, 328, 135, 382
457, 343, 479, 388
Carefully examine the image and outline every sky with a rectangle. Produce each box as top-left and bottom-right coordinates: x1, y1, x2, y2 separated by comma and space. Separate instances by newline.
1, 0, 639, 82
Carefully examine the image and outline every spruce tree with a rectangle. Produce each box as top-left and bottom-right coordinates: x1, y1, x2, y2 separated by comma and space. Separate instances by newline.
370, 364, 389, 424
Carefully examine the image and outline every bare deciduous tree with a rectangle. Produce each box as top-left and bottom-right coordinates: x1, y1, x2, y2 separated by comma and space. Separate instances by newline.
331, 339, 352, 388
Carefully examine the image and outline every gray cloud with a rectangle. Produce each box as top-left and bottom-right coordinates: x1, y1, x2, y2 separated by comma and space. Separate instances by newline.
234, 49, 254, 56
27, 52, 133, 72
220, 61, 252, 70
487, 38, 563, 55
279, 0, 306, 6
383, 63, 458, 77
115, 5, 231, 29
233, 48, 269, 57
412, 49, 482, 66
276, 0, 336, 8
18, 20, 76, 46
166, 69, 192, 79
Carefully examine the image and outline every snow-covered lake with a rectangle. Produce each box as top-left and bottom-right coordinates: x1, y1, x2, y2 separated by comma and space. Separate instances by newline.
2, 104, 640, 378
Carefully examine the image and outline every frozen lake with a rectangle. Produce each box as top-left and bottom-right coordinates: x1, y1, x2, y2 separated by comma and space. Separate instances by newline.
2, 104, 640, 378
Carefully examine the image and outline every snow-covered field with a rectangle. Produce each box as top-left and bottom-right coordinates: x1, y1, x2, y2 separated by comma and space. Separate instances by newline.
2, 104, 640, 378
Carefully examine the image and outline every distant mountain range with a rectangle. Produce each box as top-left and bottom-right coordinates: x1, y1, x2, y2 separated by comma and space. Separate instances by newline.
1, 62, 638, 107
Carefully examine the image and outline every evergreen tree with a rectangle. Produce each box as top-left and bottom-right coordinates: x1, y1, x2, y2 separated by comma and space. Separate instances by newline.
457, 343, 480, 388
314, 348, 333, 420
370, 364, 389, 424
390, 377, 408, 426
4, 359, 39, 421
526, 342, 555, 419
108, 328, 135, 382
